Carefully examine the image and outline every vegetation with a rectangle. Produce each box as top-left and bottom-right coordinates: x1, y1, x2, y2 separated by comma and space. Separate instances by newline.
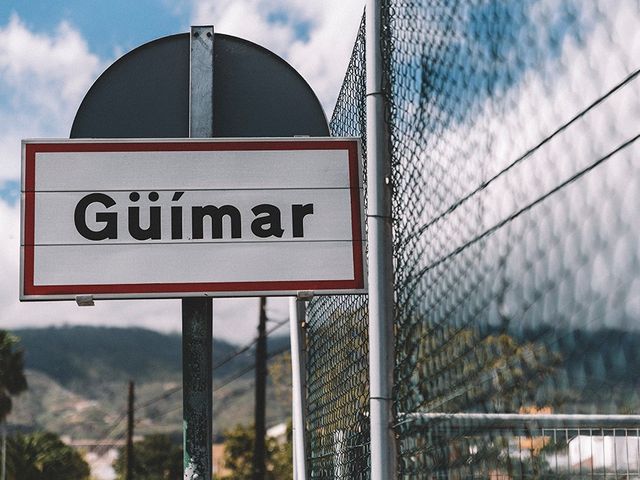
402, 326, 562, 414
8, 323, 640, 472
114, 434, 183, 480
0, 331, 27, 421
219, 422, 293, 480
393, 323, 565, 476
6, 431, 90, 480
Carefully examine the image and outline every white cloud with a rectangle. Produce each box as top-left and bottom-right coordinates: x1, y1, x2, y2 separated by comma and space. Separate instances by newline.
406, 0, 640, 331
191, 0, 365, 113
0, 14, 103, 182
410, 0, 640, 232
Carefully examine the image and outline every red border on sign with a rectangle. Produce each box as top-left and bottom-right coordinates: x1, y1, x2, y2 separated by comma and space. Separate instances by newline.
22, 139, 365, 298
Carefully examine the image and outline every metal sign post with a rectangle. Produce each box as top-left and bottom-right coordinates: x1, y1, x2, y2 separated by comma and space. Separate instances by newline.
182, 298, 213, 479
183, 25, 214, 480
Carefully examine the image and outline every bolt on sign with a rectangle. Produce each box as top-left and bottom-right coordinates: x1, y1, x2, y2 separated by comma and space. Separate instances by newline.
20, 137, 365, 300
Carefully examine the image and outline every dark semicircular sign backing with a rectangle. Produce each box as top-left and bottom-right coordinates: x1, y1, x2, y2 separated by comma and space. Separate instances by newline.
71, 33, 329, 139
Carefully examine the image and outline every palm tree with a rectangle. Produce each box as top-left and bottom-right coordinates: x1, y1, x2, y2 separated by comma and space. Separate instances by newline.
6, 431, 90, 480
0, 331, 27, 421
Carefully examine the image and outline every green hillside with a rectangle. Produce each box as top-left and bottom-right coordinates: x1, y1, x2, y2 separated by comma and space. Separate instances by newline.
7, 324, 640, 442
14, 326, 230, 385
7, 326, 292, 440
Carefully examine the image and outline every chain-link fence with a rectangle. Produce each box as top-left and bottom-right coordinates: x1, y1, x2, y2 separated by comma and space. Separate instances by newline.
305, 0, 640, 477
305, 18, 371, 478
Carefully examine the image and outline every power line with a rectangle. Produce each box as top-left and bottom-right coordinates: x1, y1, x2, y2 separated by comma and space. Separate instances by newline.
134, 346, 291, 425
93, 321, 292, 443
213, 317, 289, 371
214, 346, 290, 393
401, 66, 640, 247
92, 413, 128, 457
134, 385, 182, 412
89, 304, 292, 449
409, 133, 640, 283
130, 317, 290, 414
139, 403, 182, 423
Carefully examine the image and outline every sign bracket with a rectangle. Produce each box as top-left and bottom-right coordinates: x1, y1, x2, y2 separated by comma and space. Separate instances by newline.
75, 295, 95, 307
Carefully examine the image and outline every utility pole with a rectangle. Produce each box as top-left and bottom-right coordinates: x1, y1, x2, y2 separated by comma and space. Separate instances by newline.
253, 297, 268, 480
126, 380, 135, 480
1, 421, 6, 480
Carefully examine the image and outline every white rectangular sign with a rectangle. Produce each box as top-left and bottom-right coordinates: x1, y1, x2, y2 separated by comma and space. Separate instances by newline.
21, 138, 365, 300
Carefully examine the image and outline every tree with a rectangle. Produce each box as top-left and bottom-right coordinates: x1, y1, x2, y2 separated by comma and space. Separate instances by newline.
220, 425, 253, 479
6, 431, 90, 480
0, 331, 27, 421
399, 326, 561, 415
220, 422, 293, 480
398, 324, 562, 478
268, 424, 293, 480
113, 433, 182, 480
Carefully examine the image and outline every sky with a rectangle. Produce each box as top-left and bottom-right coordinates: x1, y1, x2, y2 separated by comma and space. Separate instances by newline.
0, 0, 365, 343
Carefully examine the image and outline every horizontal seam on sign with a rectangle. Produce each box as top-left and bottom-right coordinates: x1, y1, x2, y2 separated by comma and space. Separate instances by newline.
25, 239, 368, 247
26, 141, 357, 150
24, 187, 363, 193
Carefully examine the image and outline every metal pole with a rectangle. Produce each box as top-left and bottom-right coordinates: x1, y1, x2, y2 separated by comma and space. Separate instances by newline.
1, 421, 6, 480
401, 412, 640, 430
289, 297, 309, 479
333, 430, 347, 479
253, 297, 268, 480
126, 380, 135, 480
365, 0, 396, 479
183, 298, 213, 479
183, 25, 214, 480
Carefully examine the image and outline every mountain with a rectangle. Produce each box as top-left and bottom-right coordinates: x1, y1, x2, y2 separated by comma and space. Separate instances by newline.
7, 326, 292, 440
7, 324, 640, 441
532, 326, 640, 413
478, 324, 640, 413
13, 326, 240, 385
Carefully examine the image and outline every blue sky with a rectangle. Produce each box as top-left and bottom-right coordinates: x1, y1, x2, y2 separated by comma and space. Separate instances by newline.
0, 0, 190, 58
0, 0, 364, 341
0, 0, 191, 204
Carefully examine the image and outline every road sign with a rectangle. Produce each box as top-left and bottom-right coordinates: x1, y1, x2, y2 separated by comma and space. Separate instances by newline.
20, 137, 365, 300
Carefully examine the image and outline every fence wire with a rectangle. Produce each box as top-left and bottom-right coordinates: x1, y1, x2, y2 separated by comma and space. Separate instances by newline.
305, 0, 640, 477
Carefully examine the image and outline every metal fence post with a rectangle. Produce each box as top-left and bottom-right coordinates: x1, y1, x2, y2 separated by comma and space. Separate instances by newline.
183, 25, 214, 480
290, 297, 309, 479
366, 1, 397, 479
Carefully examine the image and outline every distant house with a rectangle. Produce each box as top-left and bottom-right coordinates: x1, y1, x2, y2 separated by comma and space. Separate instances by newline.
566, 435, 640, 471
213, 443, 231, 477
507, 434, 640, 474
